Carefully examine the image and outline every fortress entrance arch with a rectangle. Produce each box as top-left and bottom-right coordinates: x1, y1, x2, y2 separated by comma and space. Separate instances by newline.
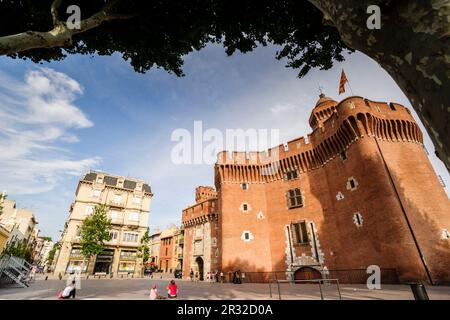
294, 266, 322, 281
195, 257, 204, 281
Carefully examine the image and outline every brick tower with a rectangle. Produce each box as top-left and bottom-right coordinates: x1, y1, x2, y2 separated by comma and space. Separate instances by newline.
214, 94, 450, 284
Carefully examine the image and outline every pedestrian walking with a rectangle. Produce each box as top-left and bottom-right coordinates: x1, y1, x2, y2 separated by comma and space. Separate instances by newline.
167, 280, 178, 299
220, 271, 224, 283
189, 269, 194, 282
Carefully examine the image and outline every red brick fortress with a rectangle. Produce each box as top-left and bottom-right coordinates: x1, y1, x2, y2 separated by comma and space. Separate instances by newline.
185, 94, 450, 284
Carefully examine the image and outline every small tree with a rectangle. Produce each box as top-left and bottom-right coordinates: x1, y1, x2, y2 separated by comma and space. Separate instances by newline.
3, 240, 33, 262
0, 192, 7, 216
80, 204, 112, 262
138, 228, 150, 263
46, 241, 60, 266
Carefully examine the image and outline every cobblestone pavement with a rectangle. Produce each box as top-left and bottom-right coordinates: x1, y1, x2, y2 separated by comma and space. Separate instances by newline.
0, 276, 449, 300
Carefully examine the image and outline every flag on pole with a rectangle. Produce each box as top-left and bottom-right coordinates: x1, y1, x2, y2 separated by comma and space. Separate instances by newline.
339, 69, 348, 95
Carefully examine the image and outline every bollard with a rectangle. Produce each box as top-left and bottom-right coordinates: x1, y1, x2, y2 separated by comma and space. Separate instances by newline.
409, 282, 429, 300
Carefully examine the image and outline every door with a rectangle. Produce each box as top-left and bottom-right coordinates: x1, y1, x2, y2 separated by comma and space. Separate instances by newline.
294, 267, 322, 281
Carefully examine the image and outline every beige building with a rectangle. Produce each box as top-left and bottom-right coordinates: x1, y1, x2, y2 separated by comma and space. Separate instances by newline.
53, 171, 153, 276
0, 199, 38, 245
148, 229, 161, 269
0, 225, 9, 254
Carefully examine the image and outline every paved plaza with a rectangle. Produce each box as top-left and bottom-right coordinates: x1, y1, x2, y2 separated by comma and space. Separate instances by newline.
0, 275, 449, 300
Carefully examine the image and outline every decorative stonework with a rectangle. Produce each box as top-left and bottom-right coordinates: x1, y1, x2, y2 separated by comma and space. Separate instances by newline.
336, 192, 344, 201
256, 211, 265, 220
441, 228, 450, 240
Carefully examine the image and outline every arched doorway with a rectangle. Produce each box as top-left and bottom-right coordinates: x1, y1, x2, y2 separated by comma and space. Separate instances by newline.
294, 267, 322, 282
195, 257, 204, 281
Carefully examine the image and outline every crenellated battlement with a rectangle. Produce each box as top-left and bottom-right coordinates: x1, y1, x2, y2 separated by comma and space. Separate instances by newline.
215, 95, 422, 183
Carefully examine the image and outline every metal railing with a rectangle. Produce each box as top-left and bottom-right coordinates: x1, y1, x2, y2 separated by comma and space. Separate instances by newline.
269, 278, 342, 300
224, 268, 399, 284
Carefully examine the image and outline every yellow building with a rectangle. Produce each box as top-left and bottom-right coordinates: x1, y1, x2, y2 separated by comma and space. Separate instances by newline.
53, 171, 153, 276
0, 225, 9, 254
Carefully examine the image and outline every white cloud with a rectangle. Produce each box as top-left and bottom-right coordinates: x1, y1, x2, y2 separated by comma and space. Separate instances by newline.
0, 67, 100, 194
270, 103, 296, 114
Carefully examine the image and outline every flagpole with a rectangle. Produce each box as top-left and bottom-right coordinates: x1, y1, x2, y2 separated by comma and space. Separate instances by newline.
347, 79, 355, 96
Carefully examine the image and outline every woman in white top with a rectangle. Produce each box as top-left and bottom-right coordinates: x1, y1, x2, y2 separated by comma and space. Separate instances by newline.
149, 284, 158, 300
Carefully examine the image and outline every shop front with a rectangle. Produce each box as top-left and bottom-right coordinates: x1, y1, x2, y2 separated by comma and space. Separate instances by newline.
93, 249, 115, 274
66, 248, 89, 274
118, 250, 137, 274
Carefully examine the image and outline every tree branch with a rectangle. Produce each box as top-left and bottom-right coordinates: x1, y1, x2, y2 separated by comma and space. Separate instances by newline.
51, 0, 63, 26
0, 0, 137, 56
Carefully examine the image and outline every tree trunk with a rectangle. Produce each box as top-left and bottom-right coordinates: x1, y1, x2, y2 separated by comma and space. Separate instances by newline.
309, 0, 450, 171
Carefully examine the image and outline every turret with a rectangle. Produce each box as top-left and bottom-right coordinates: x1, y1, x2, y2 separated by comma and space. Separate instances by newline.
309, 93, 338, 130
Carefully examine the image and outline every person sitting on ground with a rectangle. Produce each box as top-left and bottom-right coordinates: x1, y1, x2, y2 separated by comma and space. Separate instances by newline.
60, 280, 76, 299
149, 284, 162, 300
167, 280, 178, 299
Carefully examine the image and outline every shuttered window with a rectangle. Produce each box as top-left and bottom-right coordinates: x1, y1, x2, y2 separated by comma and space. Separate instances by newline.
287, 188, 303, 208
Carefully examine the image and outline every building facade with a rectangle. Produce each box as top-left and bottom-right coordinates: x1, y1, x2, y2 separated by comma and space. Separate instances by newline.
181, 186, 220, 280
187, 94, 450, 284
53, 171, 152, 276
158, 225, 178, 273
0, 199, 38, 246
148, 229, 161, 269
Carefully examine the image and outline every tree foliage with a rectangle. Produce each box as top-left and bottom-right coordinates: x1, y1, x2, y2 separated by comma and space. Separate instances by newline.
79, 204, 112, 258
2, 240, 33, 262
47, 241, 61, 265
0, 192, 7, 216
138, 228, 150, 263
0, 0, 351, 78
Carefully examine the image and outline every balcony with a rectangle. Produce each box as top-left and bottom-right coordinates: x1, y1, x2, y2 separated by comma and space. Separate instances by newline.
108, 200, 125, 208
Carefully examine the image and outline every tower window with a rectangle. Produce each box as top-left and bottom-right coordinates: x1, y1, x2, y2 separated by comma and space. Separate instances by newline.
353, 212, 363, 227
285, 169, 299, 181
442, 229, 450, 240
240, 183, 248, 190
340, 150, 348, 161
241, 231, 254, 242
292, 221, 309, 244
287, 188, 303, 209
242, 203, 248, 212
346, 177, 358, 191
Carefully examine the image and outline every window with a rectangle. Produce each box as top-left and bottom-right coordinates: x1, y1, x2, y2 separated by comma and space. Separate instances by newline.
85, 205, 94, 216
442, 229, 450, 240
240, 183, 248, 190
241, 231, 254, 242
340, 150, 348, 161
292, 221, 309, 244
346, 177, 358, 191
92, 189, 101, 198
285, 169, 299, 181
128, 211, 139, 222
243, 203, 248, 212
132, 196, 142, 204
113, 194, 123, 204
287, 188, 303, 208
110, 210, 119, 220
109, 231, 118, 240
165, 247, 168, 255
122, 233, 138, 242
353, 212, 363, 227
75, 226, 81, 237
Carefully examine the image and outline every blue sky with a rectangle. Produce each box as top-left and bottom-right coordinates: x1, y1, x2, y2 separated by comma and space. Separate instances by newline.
0, 44, 448, 240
